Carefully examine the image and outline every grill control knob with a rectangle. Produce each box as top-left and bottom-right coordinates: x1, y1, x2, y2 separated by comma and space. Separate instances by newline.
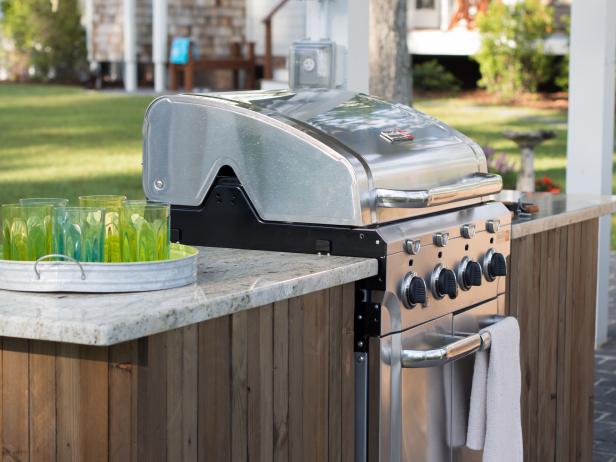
483, 249, 508, 281
486, 219, 500, 234
433, 232, 449, 247
404, 239, 421, 255
401, 272, 427, 308
461, 224, 476, 239
431, 264, 458, 299
457, 257, 483, 290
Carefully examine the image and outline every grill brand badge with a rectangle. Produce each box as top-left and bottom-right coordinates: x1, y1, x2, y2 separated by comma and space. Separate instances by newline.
380, 128, 415, 143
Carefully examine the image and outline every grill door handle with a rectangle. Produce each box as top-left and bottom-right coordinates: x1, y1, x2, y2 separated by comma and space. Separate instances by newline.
401, 331, 492, 368
375, 172, 502, 208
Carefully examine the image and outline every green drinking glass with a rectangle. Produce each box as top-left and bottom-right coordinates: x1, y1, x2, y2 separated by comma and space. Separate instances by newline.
78, 195, 126, 262
120, 201, 170, 262
19, 198, 69, 206
1, 204, 53, 261
53, 207, 106, 262
20, 198, 69, 255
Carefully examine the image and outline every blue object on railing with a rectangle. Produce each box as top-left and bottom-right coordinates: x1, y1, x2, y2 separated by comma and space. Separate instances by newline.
170, 37, 191, 65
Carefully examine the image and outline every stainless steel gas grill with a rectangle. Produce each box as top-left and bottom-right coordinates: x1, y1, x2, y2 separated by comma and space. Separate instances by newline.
143, 89, 511, 462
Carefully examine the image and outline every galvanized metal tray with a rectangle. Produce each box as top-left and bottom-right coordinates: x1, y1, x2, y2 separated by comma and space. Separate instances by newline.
0, 244, 199, 293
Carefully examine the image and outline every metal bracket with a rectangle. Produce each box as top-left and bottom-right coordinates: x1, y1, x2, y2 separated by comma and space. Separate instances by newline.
354, 290, 381, 353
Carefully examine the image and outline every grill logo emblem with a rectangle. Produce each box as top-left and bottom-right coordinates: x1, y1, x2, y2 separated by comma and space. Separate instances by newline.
380, 128, 415, 143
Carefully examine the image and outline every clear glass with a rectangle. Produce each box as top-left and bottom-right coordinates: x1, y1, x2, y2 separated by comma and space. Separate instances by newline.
53, 207, 106, 262
120, 202, 170, 262
19, 198, 69, 207
1, 204, 53, 261
78, 195, 126, 262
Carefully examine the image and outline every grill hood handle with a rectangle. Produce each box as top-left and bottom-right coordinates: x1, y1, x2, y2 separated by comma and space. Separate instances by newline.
375, 172, 502, 208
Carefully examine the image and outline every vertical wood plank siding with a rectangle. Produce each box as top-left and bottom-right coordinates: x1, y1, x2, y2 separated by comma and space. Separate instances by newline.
0, 284, 356, 462
507, 219, 598, 462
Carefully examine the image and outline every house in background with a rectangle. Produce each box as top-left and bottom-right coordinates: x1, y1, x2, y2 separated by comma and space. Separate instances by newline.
80, 0, 570, 91
408, 0, 570, 87
408, 0, 569, 55
84, 0, 246, 89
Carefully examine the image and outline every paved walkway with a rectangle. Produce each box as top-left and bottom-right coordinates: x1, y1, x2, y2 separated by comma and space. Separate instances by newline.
592, 253, 616, 461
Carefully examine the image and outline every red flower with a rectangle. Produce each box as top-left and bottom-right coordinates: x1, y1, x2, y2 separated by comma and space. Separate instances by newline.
535, 175, 561, 193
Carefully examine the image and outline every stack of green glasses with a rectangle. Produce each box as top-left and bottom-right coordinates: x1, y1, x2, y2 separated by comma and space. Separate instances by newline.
1, 196, 170, 263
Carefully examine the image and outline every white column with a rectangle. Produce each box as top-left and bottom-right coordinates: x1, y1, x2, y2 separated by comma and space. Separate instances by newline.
153, 0, 168, 93
305, 1, 326, 40
305, 0, 370, 93
566, 0, 616, 347
329, 0, 369, 93
83, 0, 94, 64
123, 0, 137, 92
440, 0, 450, 31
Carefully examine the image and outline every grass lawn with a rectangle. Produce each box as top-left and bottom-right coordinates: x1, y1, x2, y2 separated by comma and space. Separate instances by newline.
0, 84, 153, 205
0, 84, 614, 244
415, 97, 569, 188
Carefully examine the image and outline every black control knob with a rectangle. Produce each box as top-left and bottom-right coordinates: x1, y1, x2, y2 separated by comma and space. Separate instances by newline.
483, 249, 507, 281
489, 252, 507, 278
464, 261, 483, 288
408, 277, 427, 306
401, 273, 427, 308
437, 268, 458, 299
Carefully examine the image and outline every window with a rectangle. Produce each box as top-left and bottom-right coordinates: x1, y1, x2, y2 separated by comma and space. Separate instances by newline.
416, 0, 435, 9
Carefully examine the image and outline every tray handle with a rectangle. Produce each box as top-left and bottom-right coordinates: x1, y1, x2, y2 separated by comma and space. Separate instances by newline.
34, 255, 86, 281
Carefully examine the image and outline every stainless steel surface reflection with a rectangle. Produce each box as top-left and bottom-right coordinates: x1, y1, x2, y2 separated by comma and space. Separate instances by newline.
373, 299, 501, 462
400, 315, 452, 462
143, 90, 495, 226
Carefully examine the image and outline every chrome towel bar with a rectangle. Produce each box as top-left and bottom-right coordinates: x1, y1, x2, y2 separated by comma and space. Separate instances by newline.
401, 314, 506, 368
401, 330, 492, 369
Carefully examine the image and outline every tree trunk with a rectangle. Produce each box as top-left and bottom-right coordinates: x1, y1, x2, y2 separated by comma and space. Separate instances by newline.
369, 0, 412, 104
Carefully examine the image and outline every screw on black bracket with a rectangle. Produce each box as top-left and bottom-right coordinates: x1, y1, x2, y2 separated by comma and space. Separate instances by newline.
354, 296, 381, 353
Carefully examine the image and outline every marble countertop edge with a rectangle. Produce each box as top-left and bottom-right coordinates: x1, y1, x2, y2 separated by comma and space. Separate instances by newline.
0, 258, 378, 346
511, 194, 616, 239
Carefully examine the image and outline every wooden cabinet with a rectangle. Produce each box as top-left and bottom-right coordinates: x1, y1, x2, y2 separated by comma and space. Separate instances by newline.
0, 284, 356, 462
507, 218, 598, 462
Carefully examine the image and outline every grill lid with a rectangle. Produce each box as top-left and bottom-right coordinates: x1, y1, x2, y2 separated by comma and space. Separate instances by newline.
142, 89, 501, 226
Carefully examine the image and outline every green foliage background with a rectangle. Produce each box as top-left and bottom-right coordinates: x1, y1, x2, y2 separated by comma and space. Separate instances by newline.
413, 60, 461, 93
474, 0, 554, 99
1, 0, 86, 82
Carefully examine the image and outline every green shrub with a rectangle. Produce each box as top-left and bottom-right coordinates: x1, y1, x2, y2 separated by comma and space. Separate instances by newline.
473, 0, 553, 99
555, 14, 570, 91
413, 60, 461, 93
1, 0, 86, 82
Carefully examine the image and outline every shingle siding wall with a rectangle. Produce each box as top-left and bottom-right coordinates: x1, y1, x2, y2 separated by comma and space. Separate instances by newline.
92, 0, 124, 62
91, 0, 245, 65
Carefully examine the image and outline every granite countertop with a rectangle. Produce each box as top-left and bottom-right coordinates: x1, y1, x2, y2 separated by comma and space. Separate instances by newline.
0, 247, 377, 346
498, 191, 616, 239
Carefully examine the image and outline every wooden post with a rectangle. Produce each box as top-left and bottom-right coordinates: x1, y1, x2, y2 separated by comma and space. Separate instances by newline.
263, 19, 273, 80
230, 42, 241, 89
184, 42, 194, 92
169, 64, 177, 91
246, 42, 256, 89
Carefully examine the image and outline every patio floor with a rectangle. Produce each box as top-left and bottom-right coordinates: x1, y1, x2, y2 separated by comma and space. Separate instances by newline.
592, 252, 616, 461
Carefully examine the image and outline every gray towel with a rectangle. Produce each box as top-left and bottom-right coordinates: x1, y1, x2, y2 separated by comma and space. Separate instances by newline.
466, 316, 523, 462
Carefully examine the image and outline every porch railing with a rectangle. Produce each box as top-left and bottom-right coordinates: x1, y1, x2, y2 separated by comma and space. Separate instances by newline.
262, 0, 291, 79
